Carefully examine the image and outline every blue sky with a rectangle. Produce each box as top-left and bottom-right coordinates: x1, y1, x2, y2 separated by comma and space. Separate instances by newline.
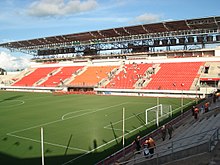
0, 0, 220, 70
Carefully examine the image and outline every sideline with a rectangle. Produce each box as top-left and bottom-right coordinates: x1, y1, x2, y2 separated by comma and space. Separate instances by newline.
7, 133, 88, 152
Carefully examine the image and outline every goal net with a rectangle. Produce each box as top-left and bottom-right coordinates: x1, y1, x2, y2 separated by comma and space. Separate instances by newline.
145, 104, 172, 127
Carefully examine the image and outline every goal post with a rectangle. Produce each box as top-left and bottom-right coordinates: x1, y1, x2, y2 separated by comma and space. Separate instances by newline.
145, 104, 172, 127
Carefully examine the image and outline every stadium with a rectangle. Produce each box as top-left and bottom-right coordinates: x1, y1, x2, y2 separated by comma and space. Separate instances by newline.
0, 15, 220, 165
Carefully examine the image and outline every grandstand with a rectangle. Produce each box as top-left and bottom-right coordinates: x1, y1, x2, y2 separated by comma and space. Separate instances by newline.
0, 16, 220, 97
0, 16, 220, 165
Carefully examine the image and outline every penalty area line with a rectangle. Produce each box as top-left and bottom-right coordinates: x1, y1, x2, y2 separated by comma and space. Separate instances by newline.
62, 122, 146, 165
9, 102, 128, 135
61, 102, 128, 120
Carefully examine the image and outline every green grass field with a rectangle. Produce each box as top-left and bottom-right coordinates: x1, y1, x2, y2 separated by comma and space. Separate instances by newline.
0, 91, 195, 165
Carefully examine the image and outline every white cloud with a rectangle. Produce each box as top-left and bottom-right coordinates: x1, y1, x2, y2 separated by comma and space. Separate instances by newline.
0, 51, 30, 71
26, 0, 98, 17
133, 13, 161, 24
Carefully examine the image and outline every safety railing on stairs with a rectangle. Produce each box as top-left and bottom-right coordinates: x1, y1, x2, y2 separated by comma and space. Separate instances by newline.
119, 127, 220, 165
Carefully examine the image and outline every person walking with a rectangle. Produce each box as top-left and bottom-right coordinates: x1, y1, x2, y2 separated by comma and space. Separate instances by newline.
167, 124, 174, 139
144, 137, 156, 157
204, 102, 210, 113
161, 125, 167, 141
132, 135, 141, 153
191, 106, 195, 116
194, 106, 199, 119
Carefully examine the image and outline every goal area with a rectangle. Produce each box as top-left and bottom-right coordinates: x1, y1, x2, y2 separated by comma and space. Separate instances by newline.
145, 104, 172, 127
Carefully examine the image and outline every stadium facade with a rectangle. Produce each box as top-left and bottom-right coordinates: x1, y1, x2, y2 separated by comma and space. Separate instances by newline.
1, 16, 220, 165
0, 16, 220, 98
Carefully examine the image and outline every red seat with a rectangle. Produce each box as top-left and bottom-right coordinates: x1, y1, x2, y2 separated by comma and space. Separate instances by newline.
144, 62, 204, 90
106, 63, 151, 89
13, 67, 59, 86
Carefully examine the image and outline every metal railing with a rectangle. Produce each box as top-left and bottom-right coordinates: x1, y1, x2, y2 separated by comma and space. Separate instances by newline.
120, 127, 220, 165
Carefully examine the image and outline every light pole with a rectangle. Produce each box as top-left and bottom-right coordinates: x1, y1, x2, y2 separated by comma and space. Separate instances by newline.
205, 82, 207, 97
181, 83, 184, 114
196, 85, 200, 104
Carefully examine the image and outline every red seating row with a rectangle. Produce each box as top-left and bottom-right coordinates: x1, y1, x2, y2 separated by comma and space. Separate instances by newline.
106, 63, 151, 89
144, 62, 204, 90
39, 66, 84, 87
12, 62, 204, 90
69, 66, 117, 86
12, 67, 59, 86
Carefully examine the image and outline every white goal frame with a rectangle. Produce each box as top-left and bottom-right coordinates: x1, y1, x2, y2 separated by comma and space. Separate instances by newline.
145, 104, 172, 127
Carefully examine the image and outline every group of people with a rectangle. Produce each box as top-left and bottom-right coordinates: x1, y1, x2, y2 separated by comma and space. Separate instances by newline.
161, 124, 174, 141
132, 124, 174, 158
192, 101, 210, 120
132, 136, 156, 157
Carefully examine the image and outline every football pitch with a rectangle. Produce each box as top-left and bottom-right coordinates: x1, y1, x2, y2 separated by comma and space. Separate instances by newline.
0, 91, 194, 165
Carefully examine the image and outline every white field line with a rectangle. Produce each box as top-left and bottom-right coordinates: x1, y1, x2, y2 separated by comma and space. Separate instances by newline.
61, 102, 128, 120
0, 99, 25, 108
62, 123, 146, 165
7, 102, 128, 154
9, 118, 64, 134
8, 100, 195, 164
62, 109, 92, 120
61, 100, 198, 164
103, 111, 145, 129
7, 133, 88, 152
103, 127, 132, 132
9, 102, 127, 134
63, 112, 158, 164
104, 100, 195, 130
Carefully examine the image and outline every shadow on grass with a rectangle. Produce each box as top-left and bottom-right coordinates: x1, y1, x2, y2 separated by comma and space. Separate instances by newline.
0, 147, 123, 165
0, 134, 123, 165
0, 95, 24, 103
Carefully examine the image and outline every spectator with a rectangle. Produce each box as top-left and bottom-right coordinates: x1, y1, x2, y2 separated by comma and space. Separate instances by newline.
213, 94, 217, 104
194, 106, 199, 119
161, 125, 167, 141
191, 106, 195, 116
132, 135, 141, 153
204, 102, 210, 113
144, 137, 156, 157
167, 124, 174, 139
200, 105, 204, 114
143, 142, 150, 157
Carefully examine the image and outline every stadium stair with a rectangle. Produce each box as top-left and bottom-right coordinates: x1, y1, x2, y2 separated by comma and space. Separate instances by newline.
137, 64, 161, 88
200, 62, 220, 82
11, 68, 35, 85
121, 98, 220, 165
98, 67, 122, 87
105, 63, 151, 89
64, 66, 87, 85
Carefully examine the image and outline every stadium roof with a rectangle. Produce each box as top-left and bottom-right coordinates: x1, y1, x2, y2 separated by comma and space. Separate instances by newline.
0, 16, 220, 50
